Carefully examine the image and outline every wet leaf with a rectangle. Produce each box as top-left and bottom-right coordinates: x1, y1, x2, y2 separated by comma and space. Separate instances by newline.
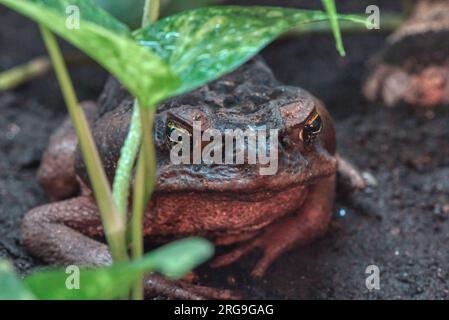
134, 6, 364, 96
0, 0, 180, 107
134, 237, 214, 279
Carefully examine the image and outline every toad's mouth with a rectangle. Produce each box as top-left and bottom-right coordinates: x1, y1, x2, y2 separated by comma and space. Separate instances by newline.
191, 182, 309, 203
156, 150, 337, 194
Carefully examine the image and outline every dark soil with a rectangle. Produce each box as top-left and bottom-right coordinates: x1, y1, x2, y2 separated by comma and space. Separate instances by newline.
1, 1, 448, 299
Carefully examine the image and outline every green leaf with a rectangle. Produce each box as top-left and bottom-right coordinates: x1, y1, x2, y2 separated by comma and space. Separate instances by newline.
0, 0, 180, 107
24, 238, 213, 300
132, 237, 214, 279
321, 0, 346, 56
24, 264, 135, 300
0, 260, 35, 300
134, 6, 364, 96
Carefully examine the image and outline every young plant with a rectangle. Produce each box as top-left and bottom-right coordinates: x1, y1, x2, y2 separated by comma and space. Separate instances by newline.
0, 0, 365, 299
0, 238, 213, 299
128, 0, 160, 300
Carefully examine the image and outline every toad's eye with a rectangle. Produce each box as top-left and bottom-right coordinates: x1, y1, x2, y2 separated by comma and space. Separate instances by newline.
300, 111, 322, 145
166, 120, 191, 147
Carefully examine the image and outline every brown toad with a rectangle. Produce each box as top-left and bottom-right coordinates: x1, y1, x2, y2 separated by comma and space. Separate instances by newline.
22, 58, 364, 299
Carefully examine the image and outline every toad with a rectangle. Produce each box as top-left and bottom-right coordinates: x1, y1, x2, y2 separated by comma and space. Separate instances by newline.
22, 57, 364, 299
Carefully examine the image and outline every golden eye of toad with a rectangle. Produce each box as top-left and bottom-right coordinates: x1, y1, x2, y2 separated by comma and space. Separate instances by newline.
300, 112, 322, 144
166, 121, 191, 147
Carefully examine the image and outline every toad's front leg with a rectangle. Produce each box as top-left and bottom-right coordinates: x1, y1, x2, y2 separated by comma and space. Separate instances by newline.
211, 174, 336, 278
22, 196, 111, 266
22, 196, 236, 299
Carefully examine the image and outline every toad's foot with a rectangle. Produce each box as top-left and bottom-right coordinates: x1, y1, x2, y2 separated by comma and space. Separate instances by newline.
145, 274, 239, 300
211, 175, 335, 278
22, 196, 237, 300
363, 0, 449, 108
336, 154, 369, 191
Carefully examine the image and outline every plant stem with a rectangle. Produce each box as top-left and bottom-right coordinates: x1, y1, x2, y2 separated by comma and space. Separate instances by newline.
129, 102, 157, 300
142, 0, 160, 27
112, 104, 142, 218
112, 0, 161, 218
129, 151, 145, 300
129, 0, 160, 300
137, 0, 160, 211
284, 13, 404, 37
40, 26, 128, 263
0, 54, 92, 92
321, 0, 346, 56
137, 102, 157, 202
0, 56, 50, 91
